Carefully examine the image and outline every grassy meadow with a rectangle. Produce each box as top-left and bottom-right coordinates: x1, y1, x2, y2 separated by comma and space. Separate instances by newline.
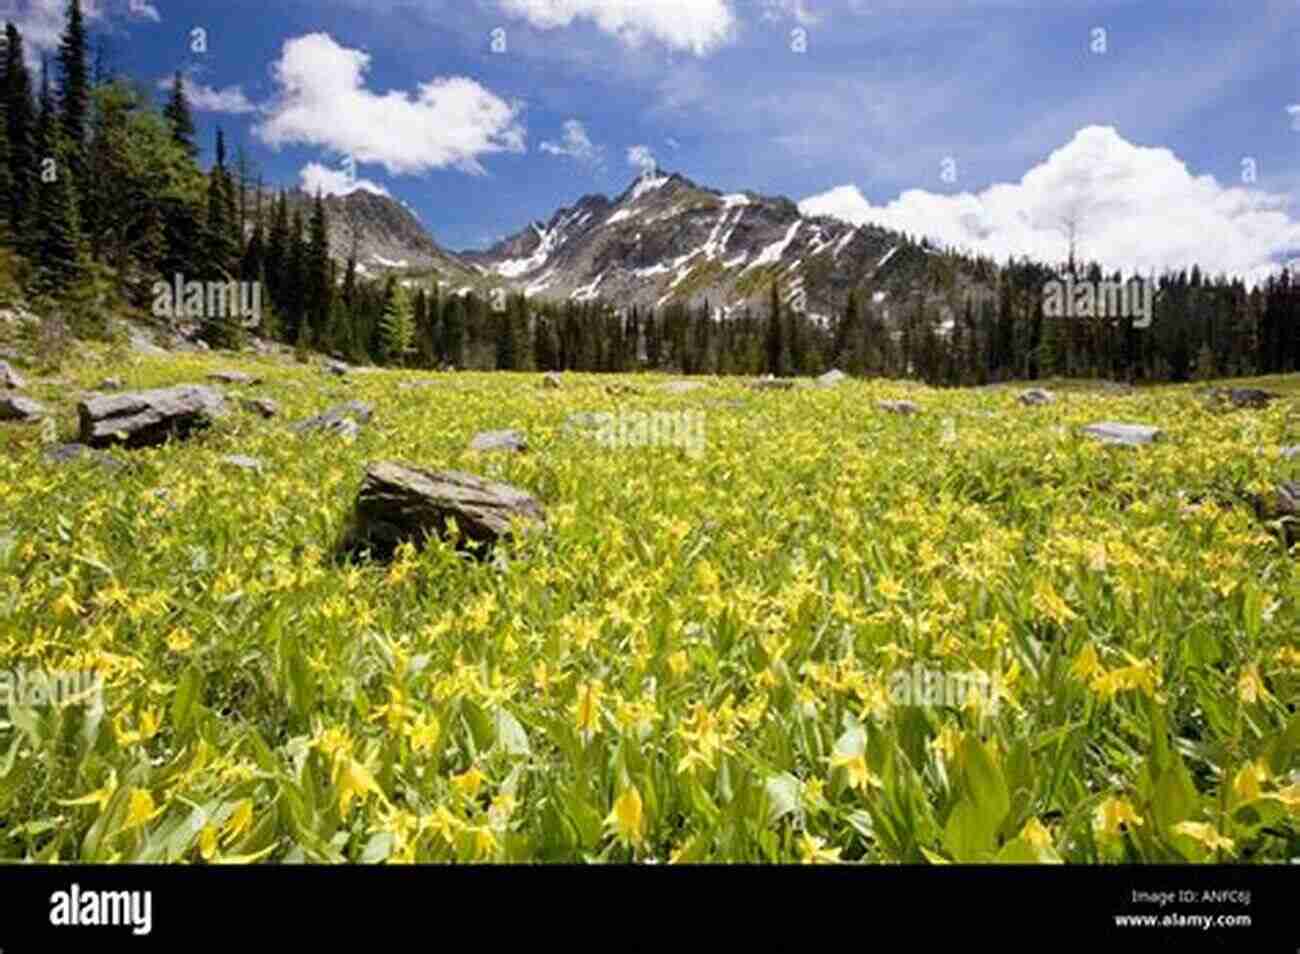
1, 353, 1298, 863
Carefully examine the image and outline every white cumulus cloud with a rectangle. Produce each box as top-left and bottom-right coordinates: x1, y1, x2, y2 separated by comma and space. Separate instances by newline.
800, 125, 1300, 281
540, 119, 603, 166
627, 144, 657, 174
299, 161, 390, 198
11, 0, 158, 60
498, 0, 736, 56
156, 76, 255, 114
254, 33, 525, 176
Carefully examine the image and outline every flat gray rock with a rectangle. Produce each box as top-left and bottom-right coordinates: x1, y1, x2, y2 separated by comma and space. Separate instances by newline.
1281, 446, 1299, 460
661, 381, 705, 394
877, 400, 921, 415
749, 377, 796, 391
0, 394, 47, 421
1083, 422, 1162, 446
209, 370, 262, 386
470, 429, 528, 453
97, 377, 123, 391
0, 359, 25, 390
1255, 481, 1299, 547
242, 397, 280, 419
817, 369, 847, 388
1019, 388, 1055, 406
221, 455, 264, 473
323, 359, 350, 377
43, 443, 124, 471
1209, 387, 1278, 410
291, 400, 373, 436
78, 385, 225, 448
542, 372, 563, 389
343, 462, 546, 560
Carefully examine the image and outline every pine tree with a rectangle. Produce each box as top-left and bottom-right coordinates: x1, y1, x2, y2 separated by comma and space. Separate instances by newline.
305, 190, 331, 342
204, 128, 238, 279
284, 208, 306, 346
764, 279, 784, 375
162, 70, 197, 159
380, 280, 415, 366
57, 0, 89, 183
4, 25, 34, 237
264, 191, 288, 309
31, 71, 82, 296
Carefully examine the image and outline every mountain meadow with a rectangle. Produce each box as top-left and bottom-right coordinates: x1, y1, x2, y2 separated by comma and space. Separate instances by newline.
0, 3, 1297, 867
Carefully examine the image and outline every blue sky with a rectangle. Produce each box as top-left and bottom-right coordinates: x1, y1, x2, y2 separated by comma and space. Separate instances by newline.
11, 0, 1300, 275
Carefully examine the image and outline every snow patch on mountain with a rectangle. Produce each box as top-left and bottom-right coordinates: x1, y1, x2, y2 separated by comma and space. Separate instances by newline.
745, 220, 803, 272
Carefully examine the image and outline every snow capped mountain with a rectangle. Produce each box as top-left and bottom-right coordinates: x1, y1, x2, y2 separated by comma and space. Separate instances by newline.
328, 168, 982, 316
455, 170, 934, 315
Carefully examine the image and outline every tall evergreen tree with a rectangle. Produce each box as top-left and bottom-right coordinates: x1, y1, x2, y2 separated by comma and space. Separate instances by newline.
3, 25, 34, 238
305, 190, 331, 342
162, 70, 197, 159
57, 0, 89, 182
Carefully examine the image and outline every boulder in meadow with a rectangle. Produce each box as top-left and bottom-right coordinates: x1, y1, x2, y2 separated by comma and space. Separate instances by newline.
877, 400, 921, 416
1018, 388, 1055, 406
342, 462, 546, 560
1254, 481, 1299, 548
77, 385, 225, 449
0, 394, 48, 422
1209, 387, 1278, 410
291, 400, 373, 437
209, 370, 262, 386
242, 397, 280, 419
1083, 422, 1161, 447
470, 429, 528, 453
43, 443, 125, 471
0, 359, 25, 390
542, 372, 563, 390
817, 369, 847, 388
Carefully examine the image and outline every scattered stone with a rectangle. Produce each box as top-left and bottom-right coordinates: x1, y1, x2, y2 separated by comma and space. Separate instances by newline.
605, 383, 642, 396
1208, 387, 1279, 410
0, 394, 48, 421
291, 400, 373, 437
0, 359, 25, 390
749, 376, 796, 391
209, 370, 262, 386
323, 359, 350, 377
661, 381, 705, 394
77, 385, 225, 449
816, 369, 847, 388
877, 400, 921, 415
1282, 446, 1299, 460
470, 429, 528, 453
1018, 388, 1055, 406
542, 372, 563, 390
97, 377, 123, 391
42, 443, 124, 471
1082, 422, 1162, 447
342, 462, 546, 561
563, 412, 607, 433
221, 455, 264, 473
1254, 481, 1299, 548
242, 397, 280, 419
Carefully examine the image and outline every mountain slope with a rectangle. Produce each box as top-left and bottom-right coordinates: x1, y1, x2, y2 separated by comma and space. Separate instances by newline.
459, 171, 980, 321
